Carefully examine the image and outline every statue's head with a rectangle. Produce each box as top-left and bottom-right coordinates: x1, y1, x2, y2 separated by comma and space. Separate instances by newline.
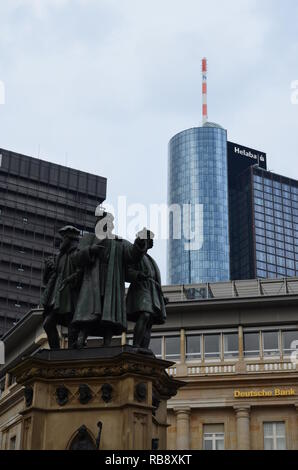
135, 382, 147, 402
137, 228, 154, 248
101, 383, 113, 403
58, 226, 80, 248
78, 384, 93, 404
59, 225, 80, 238
95, 206, 115, 239
56, 386, 69, 406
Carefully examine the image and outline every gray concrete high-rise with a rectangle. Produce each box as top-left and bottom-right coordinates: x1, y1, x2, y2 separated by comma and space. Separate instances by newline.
0, 148, 106, 336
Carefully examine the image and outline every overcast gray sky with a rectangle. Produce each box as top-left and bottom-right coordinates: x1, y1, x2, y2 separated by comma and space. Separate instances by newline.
0, 0, 298, 282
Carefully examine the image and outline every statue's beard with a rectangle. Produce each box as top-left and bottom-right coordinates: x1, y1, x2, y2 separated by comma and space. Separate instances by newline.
60, 238, 71, 254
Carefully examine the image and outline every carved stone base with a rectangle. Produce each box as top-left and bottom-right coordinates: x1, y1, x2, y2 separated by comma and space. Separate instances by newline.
10, 346, 183, 450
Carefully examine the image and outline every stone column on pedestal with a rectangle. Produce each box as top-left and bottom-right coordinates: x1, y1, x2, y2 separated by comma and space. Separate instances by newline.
234, 406, 251, 450
174, 407, 191, 450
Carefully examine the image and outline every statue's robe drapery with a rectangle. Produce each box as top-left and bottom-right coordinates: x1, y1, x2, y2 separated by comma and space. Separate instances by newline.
41, 244, 78, 326
71, 234, 146, 336
126, 254, 166, 325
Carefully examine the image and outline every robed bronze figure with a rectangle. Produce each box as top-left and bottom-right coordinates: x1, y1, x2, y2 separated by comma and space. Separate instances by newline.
41, 225, 81, 349
126, 233, 167, 352
70, 210, 151, 348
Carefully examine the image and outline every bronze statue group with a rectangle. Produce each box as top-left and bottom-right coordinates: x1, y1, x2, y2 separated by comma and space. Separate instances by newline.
41, 207, 167, 353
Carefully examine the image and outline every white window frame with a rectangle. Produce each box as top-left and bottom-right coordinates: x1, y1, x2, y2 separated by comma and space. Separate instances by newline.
204, 333, 222, 363
203, 432, 225, 450
282, 329, 298, 357
9, 435, 16, 450
164, 335, 181, 362
223, 332, 239, 360
185, 334, 202, 362
264, 422, 286, 450
243, 330, 261, 359
149, 335, 163, 359
262, 331, 280, 359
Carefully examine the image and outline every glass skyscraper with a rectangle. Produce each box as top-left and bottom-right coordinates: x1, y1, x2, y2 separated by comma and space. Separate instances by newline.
231, 165, 298, 280
168, 123, 230, 285
168, 122, 298, 284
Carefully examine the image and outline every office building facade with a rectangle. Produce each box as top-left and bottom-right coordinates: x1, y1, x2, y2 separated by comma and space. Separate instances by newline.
168, 123, 298, 284
228, 141, 266, 280
1, 278, 298, 450
168, 123, 230, 285
230, 164, 298, 280
0, 148, 107, 337
152, 279, 298, 450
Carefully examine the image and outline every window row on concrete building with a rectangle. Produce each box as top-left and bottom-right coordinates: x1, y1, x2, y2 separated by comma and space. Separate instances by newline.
146, 327, 298, 363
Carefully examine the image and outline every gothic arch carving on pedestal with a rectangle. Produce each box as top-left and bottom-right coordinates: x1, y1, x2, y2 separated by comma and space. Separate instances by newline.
68, 425, 96, 450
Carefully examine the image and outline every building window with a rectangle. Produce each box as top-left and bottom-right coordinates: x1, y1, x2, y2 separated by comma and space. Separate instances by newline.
9, 436, 16, 450
150, 337, 162, 359
264, 422, 286, 450
8, 374, 17, 387
165, 336, 180, 361
204, 334, 221, 361
203, 424, 224, 450
224, 333, 239, 358
263, 331, 280, 357
244, 332, 260, 357
186, 335, 201, 361
282, 330, 298, 356
257, 269, 267, 278
0, 377, 5, 398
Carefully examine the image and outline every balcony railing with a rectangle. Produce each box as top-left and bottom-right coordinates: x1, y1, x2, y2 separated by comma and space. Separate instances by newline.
166, 359, 297, 378
246, 360, 297, 373
163, 278, 298, 303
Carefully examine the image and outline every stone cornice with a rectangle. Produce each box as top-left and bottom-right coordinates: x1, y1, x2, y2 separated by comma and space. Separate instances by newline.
10, 347, 185, 401
0, 386, 24, 415
176, 373, 298, 388
168, 398, 298, 409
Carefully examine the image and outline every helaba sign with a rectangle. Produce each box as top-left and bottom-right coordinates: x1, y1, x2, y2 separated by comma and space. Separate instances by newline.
228, 141, 267, 169
234, 146, 265, 163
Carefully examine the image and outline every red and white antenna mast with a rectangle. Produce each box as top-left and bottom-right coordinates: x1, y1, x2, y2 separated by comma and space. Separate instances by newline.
202, 57, 208, 125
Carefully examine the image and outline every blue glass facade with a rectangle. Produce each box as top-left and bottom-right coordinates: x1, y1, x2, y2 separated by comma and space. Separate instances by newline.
168, 124, 230, 285
253, 169, 298, 279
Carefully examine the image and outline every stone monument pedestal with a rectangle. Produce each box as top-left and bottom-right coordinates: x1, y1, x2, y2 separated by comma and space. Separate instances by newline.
10, 346, 182, 450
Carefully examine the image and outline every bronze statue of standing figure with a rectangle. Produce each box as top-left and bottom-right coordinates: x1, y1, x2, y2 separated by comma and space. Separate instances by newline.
41, 225, 81, 349
42, 209, 166, 352
126, 230, 167, 354
70, 209, 152, 348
